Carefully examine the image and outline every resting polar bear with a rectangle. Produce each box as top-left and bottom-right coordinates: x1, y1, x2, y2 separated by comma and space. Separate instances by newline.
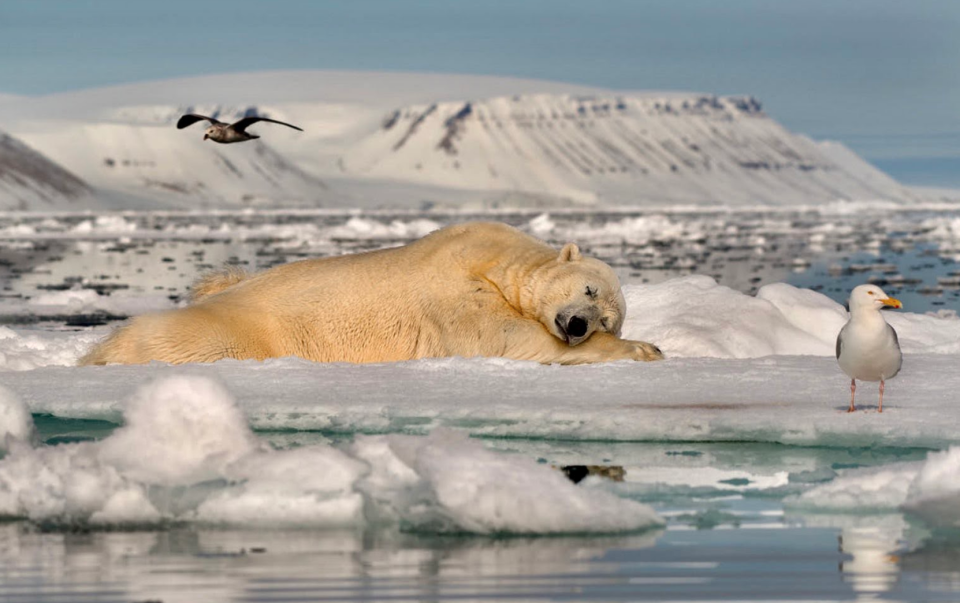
80, 222, 663, 366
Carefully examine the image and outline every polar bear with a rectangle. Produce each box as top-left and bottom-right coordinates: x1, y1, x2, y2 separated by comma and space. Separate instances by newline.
79, 222, 663, 366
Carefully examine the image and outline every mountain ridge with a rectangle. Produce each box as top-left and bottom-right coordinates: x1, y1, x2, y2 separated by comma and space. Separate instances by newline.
0, 71, 922, 209
342, 92, 915, 205
0, 131, 93, 210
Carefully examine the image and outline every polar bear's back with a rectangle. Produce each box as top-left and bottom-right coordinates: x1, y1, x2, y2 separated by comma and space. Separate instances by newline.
203, 222, 553, 304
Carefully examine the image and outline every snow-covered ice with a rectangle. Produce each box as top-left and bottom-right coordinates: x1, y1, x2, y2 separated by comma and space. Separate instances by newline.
787, 446, 960, 528
0, 385, 34, 445
787, 462, 921, 513
0, 375, 661, 532
2, 276, 960, 450
0, 326, 102, 371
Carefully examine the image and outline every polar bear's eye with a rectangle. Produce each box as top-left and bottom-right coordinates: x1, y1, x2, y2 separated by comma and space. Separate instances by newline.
585, 286, 597, 299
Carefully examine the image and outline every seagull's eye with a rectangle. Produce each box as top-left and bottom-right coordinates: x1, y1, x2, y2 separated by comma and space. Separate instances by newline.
867, 291, 875, 295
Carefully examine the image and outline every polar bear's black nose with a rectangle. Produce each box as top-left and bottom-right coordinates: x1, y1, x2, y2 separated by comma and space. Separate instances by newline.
567, 316, 588, 339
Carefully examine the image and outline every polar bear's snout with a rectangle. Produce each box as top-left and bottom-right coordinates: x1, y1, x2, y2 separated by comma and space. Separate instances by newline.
554, 307, 599, 346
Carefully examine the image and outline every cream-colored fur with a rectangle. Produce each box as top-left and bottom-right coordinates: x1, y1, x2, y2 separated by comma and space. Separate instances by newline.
188, 266, 250, 303
79, 222, 663, 366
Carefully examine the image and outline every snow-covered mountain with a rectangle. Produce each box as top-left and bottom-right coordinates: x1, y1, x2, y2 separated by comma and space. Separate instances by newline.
343, 94, 913, 205
0, 71, 920, 209
0, 131, 92, 210
8, 105, 327, 209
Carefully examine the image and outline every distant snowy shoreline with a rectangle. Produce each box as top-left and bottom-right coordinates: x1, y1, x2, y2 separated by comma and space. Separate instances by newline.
1, 198, 959, 222
0, 70, 928, 211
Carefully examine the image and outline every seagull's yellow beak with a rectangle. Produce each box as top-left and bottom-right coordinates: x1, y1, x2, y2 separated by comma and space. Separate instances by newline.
881, 297, 902, 309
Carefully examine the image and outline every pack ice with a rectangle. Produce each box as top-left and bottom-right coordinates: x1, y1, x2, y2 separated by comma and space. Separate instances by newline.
2, 275, 960, 528
0, 376, 661, 532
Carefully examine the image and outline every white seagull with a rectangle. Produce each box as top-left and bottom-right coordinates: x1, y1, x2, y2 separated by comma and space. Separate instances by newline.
836, 284, 903, 413
176, 113, 303, 144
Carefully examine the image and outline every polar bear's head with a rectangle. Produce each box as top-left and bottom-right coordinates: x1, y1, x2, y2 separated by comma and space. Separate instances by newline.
533, 243, 627, 347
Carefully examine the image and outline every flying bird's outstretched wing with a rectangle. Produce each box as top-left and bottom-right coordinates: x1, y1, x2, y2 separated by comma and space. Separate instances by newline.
230, 116, 304, 133
177, 114, 224, 129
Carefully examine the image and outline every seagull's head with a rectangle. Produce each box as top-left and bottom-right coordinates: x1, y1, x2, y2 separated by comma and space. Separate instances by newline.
203, 125, 219, 141
849, 284, 902, 314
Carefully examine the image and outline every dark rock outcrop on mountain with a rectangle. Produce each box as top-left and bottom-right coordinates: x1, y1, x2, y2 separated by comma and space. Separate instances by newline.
0, 132, 92, 210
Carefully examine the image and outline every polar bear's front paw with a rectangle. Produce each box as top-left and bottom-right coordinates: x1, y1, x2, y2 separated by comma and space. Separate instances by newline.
624, 340, 664, 361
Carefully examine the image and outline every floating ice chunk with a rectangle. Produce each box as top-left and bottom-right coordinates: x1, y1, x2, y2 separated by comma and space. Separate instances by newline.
348, 434, 421, 525
98, 376, 262, 486
529, 214, 695, 245
70, 215, 138, 234
327, 217, 441, 240
921, 216, 960, 241
785, 462, 920, 512
351, 429, 663, 535
903, 447, 960, 527
18, 288, 175, 318
0, 385, 34, 447
0, 326, 105, 371
788, 446, 960, 528
31, 288, 102, 308
0, 441, 140, 523
1, 376, 659, 532
528, 213, 556, 236
0, 223, 37, 237
194, 445, 367, 527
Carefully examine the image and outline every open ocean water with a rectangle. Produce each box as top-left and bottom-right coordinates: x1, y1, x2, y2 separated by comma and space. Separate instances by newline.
2, 207, 960, 602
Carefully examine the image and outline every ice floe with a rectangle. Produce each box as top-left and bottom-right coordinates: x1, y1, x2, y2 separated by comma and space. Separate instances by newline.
0, 376, 661, 532
787, 446, 960, 528
0, 385, 34, 445
2, 288, 176, 320
0, 326, 103, 371
1, 277, 959, 448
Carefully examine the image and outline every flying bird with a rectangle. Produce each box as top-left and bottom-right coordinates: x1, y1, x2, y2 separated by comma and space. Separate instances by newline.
176, 114, 303, 144
836, 284, 903, 413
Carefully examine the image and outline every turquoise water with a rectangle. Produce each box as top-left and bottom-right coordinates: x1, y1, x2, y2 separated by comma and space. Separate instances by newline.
10, 419, 959, 601
3, 434, 959, 601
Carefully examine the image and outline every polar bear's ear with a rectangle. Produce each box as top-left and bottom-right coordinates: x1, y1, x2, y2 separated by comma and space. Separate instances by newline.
558, 243, 582, 263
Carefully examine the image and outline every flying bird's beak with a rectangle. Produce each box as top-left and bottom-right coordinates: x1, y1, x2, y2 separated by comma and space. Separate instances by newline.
203, 134, 209, 140
881, 297, 902, 309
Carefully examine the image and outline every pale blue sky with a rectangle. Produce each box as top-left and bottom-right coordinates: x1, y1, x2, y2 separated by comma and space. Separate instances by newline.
2, 0, 959, 184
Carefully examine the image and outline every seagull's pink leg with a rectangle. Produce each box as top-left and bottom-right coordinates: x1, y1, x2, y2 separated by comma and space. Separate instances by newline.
848, 379, 857, 413
879, 380, 884, 413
